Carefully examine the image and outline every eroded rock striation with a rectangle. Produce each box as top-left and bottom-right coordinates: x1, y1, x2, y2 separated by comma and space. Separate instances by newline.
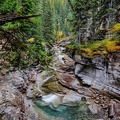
74, 53, 120, 96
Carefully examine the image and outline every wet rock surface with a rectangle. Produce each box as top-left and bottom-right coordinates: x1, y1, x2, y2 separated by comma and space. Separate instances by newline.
0, 42, 120, 120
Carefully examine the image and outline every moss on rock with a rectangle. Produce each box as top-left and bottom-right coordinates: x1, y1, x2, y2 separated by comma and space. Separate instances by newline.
66, 24, 120, 59
41, 76, 66, 94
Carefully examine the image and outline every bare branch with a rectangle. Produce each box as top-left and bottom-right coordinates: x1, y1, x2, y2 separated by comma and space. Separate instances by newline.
0, 14, 41, 25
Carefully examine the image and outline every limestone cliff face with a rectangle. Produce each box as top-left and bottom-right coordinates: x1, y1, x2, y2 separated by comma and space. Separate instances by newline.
74, 53, 120, 95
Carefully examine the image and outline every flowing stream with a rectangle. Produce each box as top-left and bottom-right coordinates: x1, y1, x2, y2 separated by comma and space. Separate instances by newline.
33, 43, 98, 120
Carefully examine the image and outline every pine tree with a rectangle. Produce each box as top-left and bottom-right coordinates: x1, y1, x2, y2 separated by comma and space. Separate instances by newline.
68, 0, 120, 44
0, 0, 50, 68
42, 0, 54, 44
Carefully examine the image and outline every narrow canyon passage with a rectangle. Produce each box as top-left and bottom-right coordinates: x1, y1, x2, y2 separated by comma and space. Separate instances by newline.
0, 41, 120, 120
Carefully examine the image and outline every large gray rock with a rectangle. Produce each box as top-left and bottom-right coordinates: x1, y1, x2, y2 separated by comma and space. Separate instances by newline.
74, 53, 120, 95
62, 90, 86, 103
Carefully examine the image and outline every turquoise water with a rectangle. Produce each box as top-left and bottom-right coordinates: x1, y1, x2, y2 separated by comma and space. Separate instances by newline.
35, 99, 94, 120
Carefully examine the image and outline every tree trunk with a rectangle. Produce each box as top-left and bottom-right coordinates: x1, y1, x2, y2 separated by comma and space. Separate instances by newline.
0, 14, 41, 25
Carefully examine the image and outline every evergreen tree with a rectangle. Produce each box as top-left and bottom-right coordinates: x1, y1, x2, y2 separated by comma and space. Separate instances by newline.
42, 0, 54, 44
68, 0, 120, 44
0, 0, 52, 69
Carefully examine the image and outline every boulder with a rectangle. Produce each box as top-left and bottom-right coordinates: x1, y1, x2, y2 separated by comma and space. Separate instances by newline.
62, 90, 86, 103
88, 104, 98, 115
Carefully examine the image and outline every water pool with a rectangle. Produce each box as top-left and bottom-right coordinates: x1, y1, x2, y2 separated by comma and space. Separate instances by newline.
35, 99, 95, 120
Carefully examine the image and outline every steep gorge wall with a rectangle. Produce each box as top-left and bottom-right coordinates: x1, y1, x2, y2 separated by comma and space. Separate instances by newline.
74, 53, 120, 95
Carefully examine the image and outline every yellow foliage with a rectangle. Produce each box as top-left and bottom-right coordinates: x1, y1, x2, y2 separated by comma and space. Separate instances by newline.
101, 51, 108, 55
57, 30, 63, 38
66, 45, 71, 49
56, 22, 64, 39
57, 36, 72, 43
82, 39, 120, 57
62, 0, 65, 6
27, 38, 35, 43
111, 23, 120, 33
64, 18, 67, 23
67, 38, 120, 58
66, 45, 74, 54
106, 40, 120, 52
80, 48, 93, 58
66, 24, 120, 58
108, 46, 120, 52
